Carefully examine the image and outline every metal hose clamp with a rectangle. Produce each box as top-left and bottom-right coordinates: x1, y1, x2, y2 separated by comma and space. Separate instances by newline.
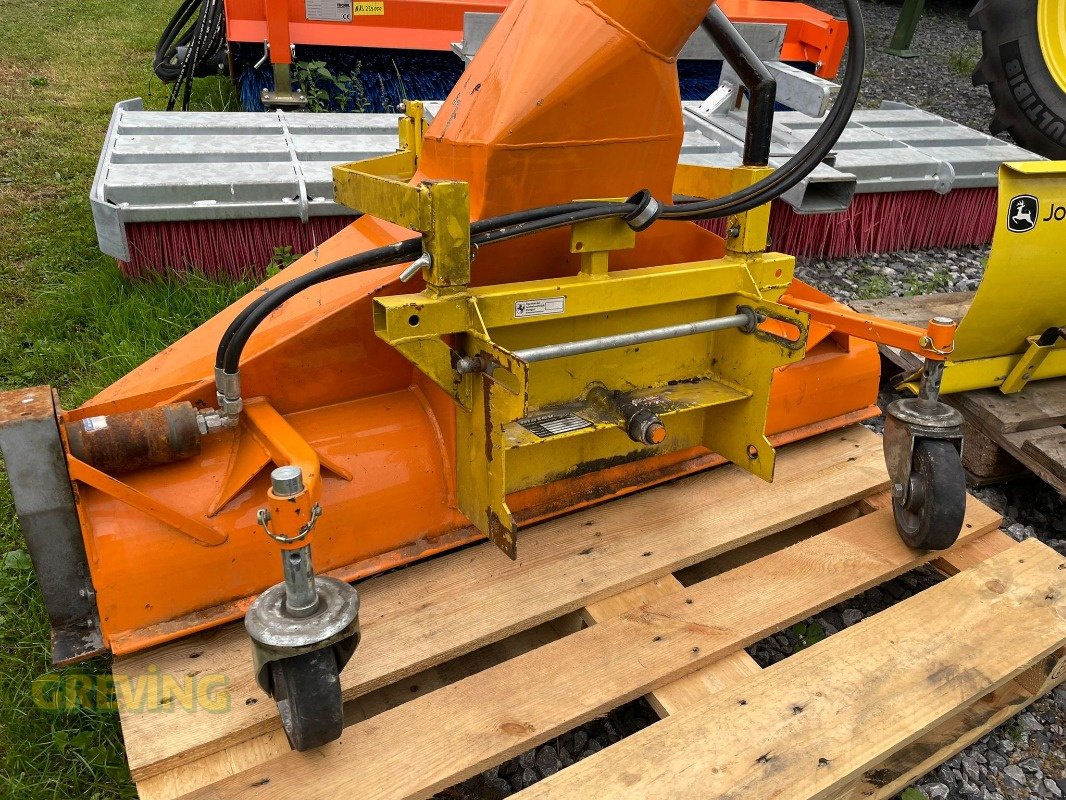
256, 504, 322, 544
624, 190, 663, 232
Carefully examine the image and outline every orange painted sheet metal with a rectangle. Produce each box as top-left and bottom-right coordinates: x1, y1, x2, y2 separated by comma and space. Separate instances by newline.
225, 0, 848, 78
719, 0, 848, 77
225, 0, 510, 52
68, 0, 878, 656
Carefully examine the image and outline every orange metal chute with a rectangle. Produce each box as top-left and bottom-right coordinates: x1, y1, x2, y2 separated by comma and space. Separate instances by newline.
67, 0, 879, 656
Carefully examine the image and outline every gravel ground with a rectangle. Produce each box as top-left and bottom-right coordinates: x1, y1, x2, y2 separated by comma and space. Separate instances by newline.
806, 0, 1001, 136
439, 4, 1063, 798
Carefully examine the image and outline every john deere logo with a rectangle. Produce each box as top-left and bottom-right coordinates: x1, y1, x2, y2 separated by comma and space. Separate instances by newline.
1007, 195, 1039, 233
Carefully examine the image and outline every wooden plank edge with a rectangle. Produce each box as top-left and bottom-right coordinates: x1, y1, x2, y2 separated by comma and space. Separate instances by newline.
512, 538, 1066, 799
170, 497, 1001, 800
841, 646, 1066, 800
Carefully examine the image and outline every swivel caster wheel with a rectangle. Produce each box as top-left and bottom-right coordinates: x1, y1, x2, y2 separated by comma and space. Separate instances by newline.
246, 575, 360, 752
270, 648, 344, 751
892, 439, 966, 551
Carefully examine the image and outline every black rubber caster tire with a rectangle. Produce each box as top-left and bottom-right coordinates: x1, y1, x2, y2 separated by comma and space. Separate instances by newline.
893, 439, 967, 551
270, 648, 343, 751
971, 0, 1066, 159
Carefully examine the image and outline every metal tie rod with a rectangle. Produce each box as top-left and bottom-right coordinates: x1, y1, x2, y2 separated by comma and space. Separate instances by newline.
513, 308, 758, 364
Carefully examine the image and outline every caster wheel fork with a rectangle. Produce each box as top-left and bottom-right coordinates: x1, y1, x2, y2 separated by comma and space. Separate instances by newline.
884, 356, 967, 552
245, 466, 361, 752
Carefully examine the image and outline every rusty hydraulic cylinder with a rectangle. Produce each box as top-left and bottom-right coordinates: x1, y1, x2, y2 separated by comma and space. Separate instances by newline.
64, 402, 202, 474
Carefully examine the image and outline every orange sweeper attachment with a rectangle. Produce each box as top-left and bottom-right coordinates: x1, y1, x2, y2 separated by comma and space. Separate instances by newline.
0, 0, 969, 750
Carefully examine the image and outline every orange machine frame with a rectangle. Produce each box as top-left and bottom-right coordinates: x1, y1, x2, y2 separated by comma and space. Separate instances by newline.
22, 0, 883, 663
227, 0, 848, 77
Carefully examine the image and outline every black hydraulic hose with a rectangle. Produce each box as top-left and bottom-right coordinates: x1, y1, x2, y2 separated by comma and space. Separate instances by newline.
156, 0, 225, 111
154, 0, 201, 82
702, 5, 777, 167
215, 0, 865, 375
661, 0, 865, 219
217, 202, 640, 373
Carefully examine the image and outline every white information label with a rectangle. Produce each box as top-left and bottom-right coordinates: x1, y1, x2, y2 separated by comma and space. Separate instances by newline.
519, 414, 593, 439
83, 416, 109, 433
514, 296, 566, 319
306, 0, 354, 22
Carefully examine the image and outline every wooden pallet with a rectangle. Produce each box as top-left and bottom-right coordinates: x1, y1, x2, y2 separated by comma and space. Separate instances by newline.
112, 427, 1066, 800
853, 293, 1066, 494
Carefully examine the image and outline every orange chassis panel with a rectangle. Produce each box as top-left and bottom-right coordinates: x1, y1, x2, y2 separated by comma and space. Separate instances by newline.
68, 0, 877, 657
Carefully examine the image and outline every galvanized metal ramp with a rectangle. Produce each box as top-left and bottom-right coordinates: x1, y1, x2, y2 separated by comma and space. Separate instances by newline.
91, 98, 1041, 266
108, 426, 1065, 800
682, 101, 1040, 213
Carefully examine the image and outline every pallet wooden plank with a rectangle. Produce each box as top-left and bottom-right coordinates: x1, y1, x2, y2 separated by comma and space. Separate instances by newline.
516, 538, 1066, 800
998, 429, 1066, 495
582, 576, 763, 717
136, 622, 575, 800
954, 384, 1066, 435
120, 427, 889, 781
174, 498, 1001, 800
842, 647, 1066, 800
933, 529, 1018, 576
1022, 428, 1066, 480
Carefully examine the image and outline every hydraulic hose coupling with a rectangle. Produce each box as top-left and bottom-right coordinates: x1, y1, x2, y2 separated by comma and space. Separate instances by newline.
625, 190, 663, 232
214, 367, 243, 417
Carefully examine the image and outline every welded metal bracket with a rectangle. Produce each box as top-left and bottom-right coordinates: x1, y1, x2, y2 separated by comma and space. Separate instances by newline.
0, 387, 104, 665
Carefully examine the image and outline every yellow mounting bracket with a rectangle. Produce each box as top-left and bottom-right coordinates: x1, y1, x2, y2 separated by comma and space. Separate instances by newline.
571, 211, 637, 277
1000, 329, 1066, 395
332, 102, 470, 292
674, 164, 775, 255
352, 134, 807, 559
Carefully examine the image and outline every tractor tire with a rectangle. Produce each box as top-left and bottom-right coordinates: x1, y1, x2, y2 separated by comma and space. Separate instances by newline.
970, 0, 1066, 159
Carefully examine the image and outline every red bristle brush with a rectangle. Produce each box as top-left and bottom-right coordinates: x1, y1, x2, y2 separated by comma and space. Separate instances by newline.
119, 187, 997, 279
700, 187, 998, 260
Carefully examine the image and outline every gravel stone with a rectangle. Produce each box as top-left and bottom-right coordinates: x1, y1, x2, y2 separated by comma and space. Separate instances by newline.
572, 730, 588, 754
1020, 712, 1045, 732
534, 745, 561, 778
1003, 764, 1027, 787
484, 775, 513, 798
841, 609, 864, 627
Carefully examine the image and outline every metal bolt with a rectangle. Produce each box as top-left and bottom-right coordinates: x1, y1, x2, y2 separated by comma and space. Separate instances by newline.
456, 356, 485, 375
270, 466, 304, 497
727, 224, 741, 239
400, 253, 432, 283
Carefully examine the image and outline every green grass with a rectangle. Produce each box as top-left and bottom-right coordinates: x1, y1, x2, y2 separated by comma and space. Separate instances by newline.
0, 3, 254, 796
855, 273, 892, 300
946, 47, 981, 77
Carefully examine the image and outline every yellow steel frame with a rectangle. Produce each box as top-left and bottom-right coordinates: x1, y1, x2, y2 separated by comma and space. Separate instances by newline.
899, 162, 1066, 395
333, 105, 810, 557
